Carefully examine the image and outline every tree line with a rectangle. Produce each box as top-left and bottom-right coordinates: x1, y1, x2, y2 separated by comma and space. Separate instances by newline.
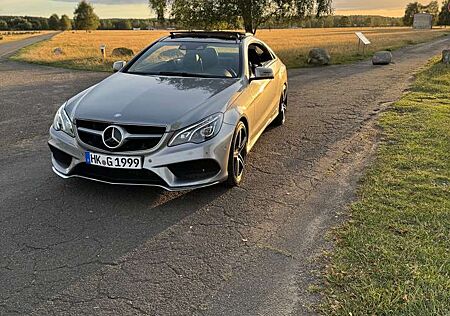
0, 1, 101, 31
2, 0, 449, 32
0, 14, 404, 32
0, 15, 162, 31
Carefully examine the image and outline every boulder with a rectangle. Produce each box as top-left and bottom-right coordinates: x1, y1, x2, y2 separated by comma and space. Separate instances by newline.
53, 47, 63, 55
307, 48, 331, 66
111, 47, 135, 57
372, 51, 392, 65
0, 36, 3, 41
442, 50, 450, 64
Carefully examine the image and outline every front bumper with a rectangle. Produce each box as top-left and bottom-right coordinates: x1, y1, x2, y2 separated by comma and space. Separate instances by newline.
48, 123, 235, 191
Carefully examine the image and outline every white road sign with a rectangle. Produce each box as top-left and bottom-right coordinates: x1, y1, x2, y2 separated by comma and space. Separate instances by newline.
355, 32, 371, 45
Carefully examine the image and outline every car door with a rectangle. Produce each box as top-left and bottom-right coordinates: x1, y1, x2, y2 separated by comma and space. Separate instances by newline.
247, 42, 280, 137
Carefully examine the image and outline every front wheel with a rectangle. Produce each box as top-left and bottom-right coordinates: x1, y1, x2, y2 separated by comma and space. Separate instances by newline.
226, 121, 248, 187
273, 86, 287, 126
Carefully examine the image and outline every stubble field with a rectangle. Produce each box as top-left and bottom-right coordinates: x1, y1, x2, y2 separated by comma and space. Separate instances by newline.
12, 27, 450, 71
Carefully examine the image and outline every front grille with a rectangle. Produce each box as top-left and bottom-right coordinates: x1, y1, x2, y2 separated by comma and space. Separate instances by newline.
167, 159, 221, 181
76, 119, 166, 152
71, 163, 167, 186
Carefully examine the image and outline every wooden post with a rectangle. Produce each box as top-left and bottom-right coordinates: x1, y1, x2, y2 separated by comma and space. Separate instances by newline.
100, 44, 106, 60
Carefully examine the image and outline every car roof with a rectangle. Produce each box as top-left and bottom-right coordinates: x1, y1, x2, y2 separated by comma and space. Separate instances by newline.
162, 31, 254, 44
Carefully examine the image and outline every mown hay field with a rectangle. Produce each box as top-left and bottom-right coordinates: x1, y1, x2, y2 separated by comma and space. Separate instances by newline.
13, 27, 450, 71
0, 31, 52, 43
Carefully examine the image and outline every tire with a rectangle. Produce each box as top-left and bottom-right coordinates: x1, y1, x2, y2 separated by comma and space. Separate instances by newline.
226, 121, 248, 187
273, 85, 287, 126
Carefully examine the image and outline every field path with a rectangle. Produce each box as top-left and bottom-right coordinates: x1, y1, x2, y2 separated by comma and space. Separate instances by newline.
0, 36, 449, 315
0, 32, 58, 59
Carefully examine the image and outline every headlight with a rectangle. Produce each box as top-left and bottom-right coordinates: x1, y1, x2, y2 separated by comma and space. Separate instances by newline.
169, 113, 223, 146
53, 104, 74, 137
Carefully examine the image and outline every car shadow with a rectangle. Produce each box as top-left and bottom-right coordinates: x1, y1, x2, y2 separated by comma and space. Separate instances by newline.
1, 170, 229, 311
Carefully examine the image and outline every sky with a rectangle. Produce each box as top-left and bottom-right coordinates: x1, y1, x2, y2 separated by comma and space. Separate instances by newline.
0, 0, 412, 18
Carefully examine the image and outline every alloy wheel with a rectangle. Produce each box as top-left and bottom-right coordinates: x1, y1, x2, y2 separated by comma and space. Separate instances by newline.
233, 123, 247, 182
280, 88, 287, 124
273, 85, 287, 126
227, 121, 248, 186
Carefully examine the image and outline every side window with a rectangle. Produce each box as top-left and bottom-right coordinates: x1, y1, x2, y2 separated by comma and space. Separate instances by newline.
248, 43, 274, 76
256, 44, 273, 64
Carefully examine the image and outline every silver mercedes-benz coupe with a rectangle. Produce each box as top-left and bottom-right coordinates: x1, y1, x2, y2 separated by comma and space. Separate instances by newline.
49, 31, 288, 190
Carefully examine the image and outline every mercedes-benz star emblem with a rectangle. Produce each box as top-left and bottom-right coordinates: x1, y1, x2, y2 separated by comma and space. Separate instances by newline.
102, 125, 125, 149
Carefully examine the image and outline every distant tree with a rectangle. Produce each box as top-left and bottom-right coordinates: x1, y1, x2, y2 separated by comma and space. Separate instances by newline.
139, 20, 150, 29
403, 2, 422, 26
115, 20, 132, 30
17, 20, 33, 30
403, 1, 439, 26
423, 0, 440, 22
363, 17, 373, 26
0, 20, 9, 31
49, 14, 60, 30
303, 19, 312, 28
59, 14, 72, 30
132, 20, 141, 28
338, 16, 351, 27
41, 19, 49, 30
149, 0, 166, 24
170, 0, 333, 34
99, 19, 113, 30
74, 0, 100, 30
438, 0, 450, 25
30, 19, 42, 30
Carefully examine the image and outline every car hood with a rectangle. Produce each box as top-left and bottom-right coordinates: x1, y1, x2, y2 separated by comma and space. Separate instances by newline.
66, 72, 243, 131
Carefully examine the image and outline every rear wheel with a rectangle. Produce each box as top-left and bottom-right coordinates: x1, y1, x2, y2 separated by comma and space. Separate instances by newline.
273, 85, 287, 126
226, 121, 248, 187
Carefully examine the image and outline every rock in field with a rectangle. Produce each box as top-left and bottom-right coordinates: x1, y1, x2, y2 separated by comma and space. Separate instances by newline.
111, 47, 135, 57
307, 48, 331, 66
53, 47, 63, 55
442, 50, 450, 64
372, 51, 392, 65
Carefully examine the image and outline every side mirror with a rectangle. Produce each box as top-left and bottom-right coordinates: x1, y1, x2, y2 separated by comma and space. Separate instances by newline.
250, 67, 274, 81
112, 61, 126, 72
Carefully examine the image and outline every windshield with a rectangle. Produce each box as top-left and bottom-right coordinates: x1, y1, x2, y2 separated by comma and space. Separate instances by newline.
125, 41, 241, 79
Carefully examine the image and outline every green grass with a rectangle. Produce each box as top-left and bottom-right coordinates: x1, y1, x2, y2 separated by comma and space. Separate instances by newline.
320, 59, 450, 315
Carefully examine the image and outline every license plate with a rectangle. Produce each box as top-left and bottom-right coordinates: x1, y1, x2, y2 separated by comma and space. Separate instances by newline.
85, 152, 142, 169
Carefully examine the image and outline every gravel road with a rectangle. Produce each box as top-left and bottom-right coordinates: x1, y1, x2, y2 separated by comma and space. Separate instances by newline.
0, 32, 57, 59
1, 34, 449, 315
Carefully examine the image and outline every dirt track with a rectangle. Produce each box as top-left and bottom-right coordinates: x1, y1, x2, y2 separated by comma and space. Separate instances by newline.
1, 35, 449, 315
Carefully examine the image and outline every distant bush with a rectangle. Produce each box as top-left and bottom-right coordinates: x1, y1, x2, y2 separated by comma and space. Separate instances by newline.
0, 20, 8, 30
114, 20, 132, 30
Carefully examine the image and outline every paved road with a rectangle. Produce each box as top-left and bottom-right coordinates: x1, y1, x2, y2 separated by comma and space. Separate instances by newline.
1, 35, 449, 315
0, 32, 58, 59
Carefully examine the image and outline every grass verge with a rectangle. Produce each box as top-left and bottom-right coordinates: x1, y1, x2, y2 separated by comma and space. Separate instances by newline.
320, 59, 450, 315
